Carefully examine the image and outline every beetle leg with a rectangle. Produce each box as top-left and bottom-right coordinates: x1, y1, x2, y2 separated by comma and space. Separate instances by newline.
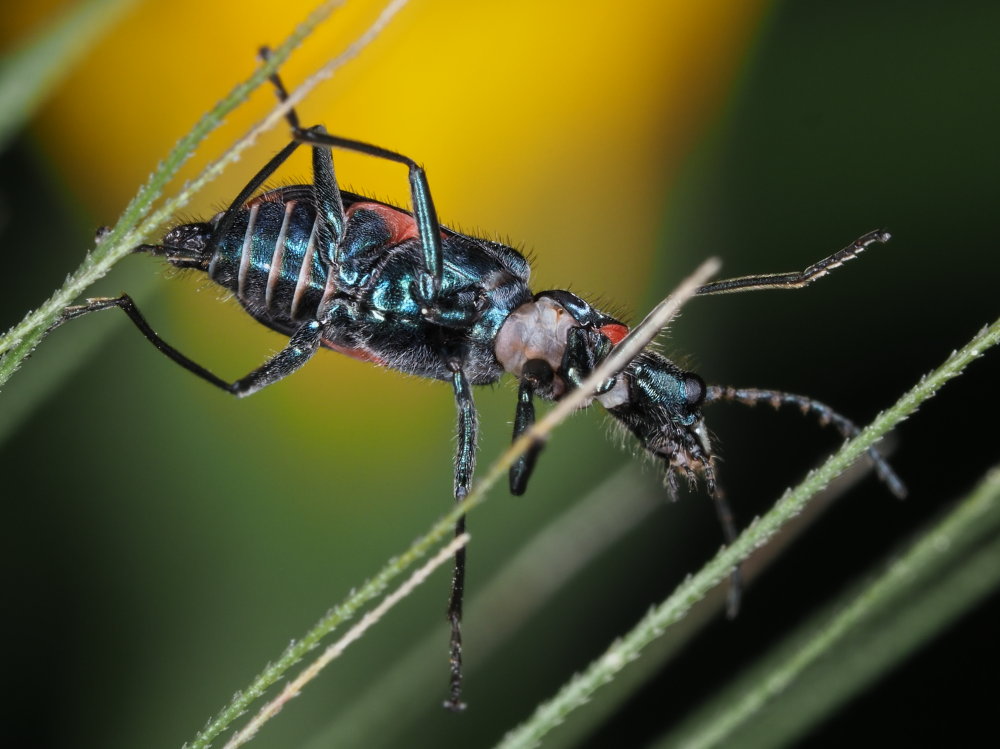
509, 359, 555, 495
443, 361, 478, 712
53, 295, 323, 397
291, 128, 445, 311
259, 47, 346, 251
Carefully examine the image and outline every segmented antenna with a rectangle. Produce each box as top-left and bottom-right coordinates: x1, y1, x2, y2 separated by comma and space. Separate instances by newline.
704, 385, 906, 498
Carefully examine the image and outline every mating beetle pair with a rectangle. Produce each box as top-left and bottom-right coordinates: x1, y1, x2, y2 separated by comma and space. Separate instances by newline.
51, 51, 903, 710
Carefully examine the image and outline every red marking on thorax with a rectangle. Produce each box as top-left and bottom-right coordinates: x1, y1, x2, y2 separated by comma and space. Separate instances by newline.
346, 201, 447, 246
599, 323, 629, 345
321, 338, 387, 366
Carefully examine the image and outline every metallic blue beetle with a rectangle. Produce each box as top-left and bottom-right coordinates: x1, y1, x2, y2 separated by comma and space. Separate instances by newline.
54, 57, 903, 710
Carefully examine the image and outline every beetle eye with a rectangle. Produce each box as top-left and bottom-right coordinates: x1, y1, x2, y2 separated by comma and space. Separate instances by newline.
683, 373, 706, 409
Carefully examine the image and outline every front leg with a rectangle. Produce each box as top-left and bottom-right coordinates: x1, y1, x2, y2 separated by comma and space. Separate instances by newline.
509, 359, 555, 495
508, 328, 613, 496
562, 325, 614, 392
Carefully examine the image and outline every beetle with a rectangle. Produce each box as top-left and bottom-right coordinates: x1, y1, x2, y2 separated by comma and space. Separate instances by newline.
48, 51, 903, 710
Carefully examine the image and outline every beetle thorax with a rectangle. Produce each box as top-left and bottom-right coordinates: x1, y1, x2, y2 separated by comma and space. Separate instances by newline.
494, 297, 578, 380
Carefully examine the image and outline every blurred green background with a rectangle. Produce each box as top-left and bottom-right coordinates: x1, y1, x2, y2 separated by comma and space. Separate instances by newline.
1, 1, 998, 747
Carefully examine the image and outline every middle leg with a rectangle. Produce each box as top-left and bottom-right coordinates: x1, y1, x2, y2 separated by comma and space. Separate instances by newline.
444, 360, 478, 712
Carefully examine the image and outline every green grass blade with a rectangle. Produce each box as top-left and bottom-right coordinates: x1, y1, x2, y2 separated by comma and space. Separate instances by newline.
220, 534, 469, 749
657, 463, 1000, 749
306, 466, 662, 748
183, 468, 475, 749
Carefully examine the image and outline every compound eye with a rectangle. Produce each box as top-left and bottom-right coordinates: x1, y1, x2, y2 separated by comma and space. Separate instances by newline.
682, 373, 706, 409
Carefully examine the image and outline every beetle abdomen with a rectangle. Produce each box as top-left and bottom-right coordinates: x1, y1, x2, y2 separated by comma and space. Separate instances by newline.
208, 195, 328, 326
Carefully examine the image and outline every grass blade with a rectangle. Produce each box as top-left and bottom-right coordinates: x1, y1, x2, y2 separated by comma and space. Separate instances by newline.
658, 463, 1000, 749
